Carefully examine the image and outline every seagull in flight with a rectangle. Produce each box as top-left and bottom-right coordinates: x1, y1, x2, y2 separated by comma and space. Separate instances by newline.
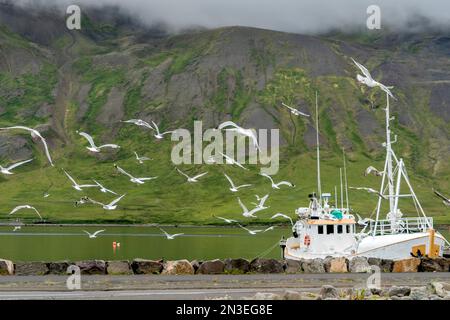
151, 121, 174, 140
260, 173, 294, 189
271, 213, 294, 226
134, 151, 152, 164
251, 194, 269, 210
83, 230, 105, 239
215, 216, 238, 224
355, 213, 374, 227
224, 173, 252, 192
9, 205, 42, 220
0, 159, 33, 175
77, 131, 120, 153
63, 169, 98, 191
351, 58, 395, 99
176, 168, 208, 183
350, 187, 387, 199
218, 152, 248, 170
364, 166, 384, 177
13, 225, 22, 232
114, 164, 157, 185
281, 103, 310, 117
88, 194, 126, 210
0, 126, 54, 166
218, 121, 259, 151
93, 180, 117, 195
237, 224, 262, 235
159, 228, 184, 240
121, 119, 154, 130
433, 189, 450, 207
237, 197, 265, 218
263, 226, 276, 232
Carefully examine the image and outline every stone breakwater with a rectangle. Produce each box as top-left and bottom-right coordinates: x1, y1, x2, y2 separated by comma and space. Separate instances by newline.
242, 282, 450, 300
0, 256, 449, 276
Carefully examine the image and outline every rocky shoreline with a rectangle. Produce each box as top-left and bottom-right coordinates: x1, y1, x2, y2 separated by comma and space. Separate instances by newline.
1, 256, 450, 276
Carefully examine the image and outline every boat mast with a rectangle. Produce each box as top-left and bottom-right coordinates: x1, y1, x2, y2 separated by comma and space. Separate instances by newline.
384, 93, 396, 214
343, 149, 349, 210
340, 168, 344, 209
315, 91, 322, 204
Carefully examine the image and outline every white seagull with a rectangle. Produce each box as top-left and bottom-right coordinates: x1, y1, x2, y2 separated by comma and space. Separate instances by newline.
151, 121, 174, 140
260, 173, 295, 189
433, 189, 450, 207
9, 205, 42, 220
176, 168, 208, 183
350, 187, 387, 199
88, 194, 126, 210
351, 58, 395, 99
0, 126, 54, 166
364, 166, 384, 177
77, 131, 120, 153
237, 197, 265, 218
251, 194, 270, 210
114, 164, 157, 185
63, 169, 98, 191
0, 158, 33, 175
224, 173, 252, 192
218, 121, 259, 151
263, 226, 276, 232
355, 213, 374, 227
159, 228, 184, 240
281, 102, 310, 117
121, 119, 154, 130
83, 230, 105, 239
215, 216, 238, 224
271, 213, 294, 226
237, 224, 262, 235
13, 225, 22, 232
218, 152, 248, 170
93, 180, 117, 195
134, 151, 152, 164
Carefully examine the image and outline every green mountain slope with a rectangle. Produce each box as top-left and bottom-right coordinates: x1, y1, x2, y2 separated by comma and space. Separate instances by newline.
0, 5, 449, 225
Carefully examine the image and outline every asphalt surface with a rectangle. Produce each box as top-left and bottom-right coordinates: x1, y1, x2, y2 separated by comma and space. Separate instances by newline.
0, 273, 449, 300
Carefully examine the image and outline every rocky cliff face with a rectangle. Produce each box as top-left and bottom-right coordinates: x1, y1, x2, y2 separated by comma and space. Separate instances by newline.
0, 3, 449, 223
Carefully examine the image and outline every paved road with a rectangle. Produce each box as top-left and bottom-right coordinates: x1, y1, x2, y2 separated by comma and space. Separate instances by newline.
0, 273, 449, 300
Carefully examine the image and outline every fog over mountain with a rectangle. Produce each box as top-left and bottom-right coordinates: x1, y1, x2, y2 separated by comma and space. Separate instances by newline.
8, 0, 450, 34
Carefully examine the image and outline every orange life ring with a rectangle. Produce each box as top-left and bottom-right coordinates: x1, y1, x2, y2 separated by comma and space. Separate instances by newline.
304, 235, 311, 246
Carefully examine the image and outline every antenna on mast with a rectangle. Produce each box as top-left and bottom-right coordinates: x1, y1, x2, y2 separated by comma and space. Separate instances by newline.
343, 149, 349, 210
315, 91, 322, 203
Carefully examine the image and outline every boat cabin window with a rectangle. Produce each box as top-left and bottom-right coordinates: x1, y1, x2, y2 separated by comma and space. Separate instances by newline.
346, 225, 350, 233
337, 225, 343, 234
318, 225, 324, 234
326, 225, 334, 234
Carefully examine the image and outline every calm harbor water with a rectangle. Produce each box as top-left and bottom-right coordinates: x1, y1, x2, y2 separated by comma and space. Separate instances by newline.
0, 225, 448, 262
0, 225, 290, 261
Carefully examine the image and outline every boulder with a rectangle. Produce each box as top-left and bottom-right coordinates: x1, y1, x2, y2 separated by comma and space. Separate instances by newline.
320, 285, 339, 299
388, 286, 411, 297
46, 261, 72, 275
251, 292, 282, 300
0, 259, 14, 275
131, 259, 163, 274
410, 287, 429, 300
282, 290, 303, 300
427, 282, 450, 298
106, 261, 132, 275
76, 260, 106, 275
14, 262, 49, 275
324, 257, 348, 273
224, 258, 250, 274
249, 258, 284, 273
301, 258, 326, 273
284, 259, 303, 274
190, 260, 201, 273
368, 257, 394, 273
197, 259, 225, 274
392, 258, 420, 272
419, 257, 450, 272
348, 257, 371, 273
162, 260, 195, 275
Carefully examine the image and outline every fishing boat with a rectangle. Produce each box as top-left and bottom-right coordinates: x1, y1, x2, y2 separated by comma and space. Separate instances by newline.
284, 89, 449, 261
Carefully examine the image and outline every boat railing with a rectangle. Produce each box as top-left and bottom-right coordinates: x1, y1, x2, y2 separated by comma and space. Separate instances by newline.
368, 217, 433, 236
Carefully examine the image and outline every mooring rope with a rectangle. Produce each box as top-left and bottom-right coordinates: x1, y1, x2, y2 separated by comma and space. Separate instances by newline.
252, 240, 281, 260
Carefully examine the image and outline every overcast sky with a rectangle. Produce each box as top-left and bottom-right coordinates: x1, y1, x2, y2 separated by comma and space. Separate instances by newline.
13, 0, 450, 34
